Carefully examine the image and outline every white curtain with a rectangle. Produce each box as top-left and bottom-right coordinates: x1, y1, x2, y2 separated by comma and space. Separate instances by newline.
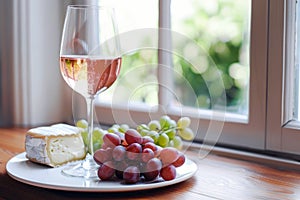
0, 1, 14, 126
0, 0, 99, 127
0, 1, 69, 127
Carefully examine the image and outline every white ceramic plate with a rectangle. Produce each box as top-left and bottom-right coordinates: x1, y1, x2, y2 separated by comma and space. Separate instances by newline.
6, 152, 197, 192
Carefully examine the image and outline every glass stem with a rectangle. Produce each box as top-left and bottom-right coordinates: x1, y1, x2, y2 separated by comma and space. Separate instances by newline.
86, 96, 95, 156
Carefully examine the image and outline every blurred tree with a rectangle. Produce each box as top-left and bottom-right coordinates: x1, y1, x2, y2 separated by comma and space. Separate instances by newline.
173, 0, 250, 113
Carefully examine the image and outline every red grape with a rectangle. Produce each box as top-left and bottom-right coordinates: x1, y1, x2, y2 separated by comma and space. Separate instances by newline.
112, 145, 126, 161
114, 131, 125, 142
103, 133, 121, 147
93, 148, 112, 165
145, 158, 162, 172
142, 136, 154, 144
160, 165, 176, 181
123, 166, 140, 184
115, 161, 128, 179
172, 152, 185, 167
144, 170, 159, 181
126, 143, 142, 160
155, 145, 163, 157
125, 129, 143, 145
101, 142, 109, 149
98, 161, 115, 180
143, 142, 157, 152
141, 148, 154, 163
143, 158, 162, 181
159, 147, 179, 166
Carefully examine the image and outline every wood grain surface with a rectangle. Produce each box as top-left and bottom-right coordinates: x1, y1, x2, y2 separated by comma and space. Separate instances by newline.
1, 128, 300, 200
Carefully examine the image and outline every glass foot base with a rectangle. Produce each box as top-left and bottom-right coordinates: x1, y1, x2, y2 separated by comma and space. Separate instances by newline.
61, 154, 99, 179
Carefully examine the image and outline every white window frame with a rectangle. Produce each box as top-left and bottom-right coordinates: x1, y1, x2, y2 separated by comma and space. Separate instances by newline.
94, 0, 269, 150
267, 0, 300, 155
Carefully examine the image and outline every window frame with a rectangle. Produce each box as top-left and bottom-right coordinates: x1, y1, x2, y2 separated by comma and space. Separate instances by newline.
266, 0, 300, 155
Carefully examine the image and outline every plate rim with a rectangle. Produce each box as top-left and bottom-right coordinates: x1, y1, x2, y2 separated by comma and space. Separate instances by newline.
6, 152, 197, 192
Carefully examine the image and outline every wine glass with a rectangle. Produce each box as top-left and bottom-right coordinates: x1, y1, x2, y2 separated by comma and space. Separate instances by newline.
59, 5, 121, 178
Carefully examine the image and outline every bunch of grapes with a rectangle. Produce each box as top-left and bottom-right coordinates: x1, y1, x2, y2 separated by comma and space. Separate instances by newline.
136, 115, 195, 150
76, 115, 195, 153
93, 129, 185, 184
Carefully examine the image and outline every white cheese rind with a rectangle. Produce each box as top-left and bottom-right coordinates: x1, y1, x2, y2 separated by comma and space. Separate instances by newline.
25, 124, 86, 167
25, 135, 50, 164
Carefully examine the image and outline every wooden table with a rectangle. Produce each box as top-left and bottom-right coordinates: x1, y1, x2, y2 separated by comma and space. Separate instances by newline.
1, 128, 300, 200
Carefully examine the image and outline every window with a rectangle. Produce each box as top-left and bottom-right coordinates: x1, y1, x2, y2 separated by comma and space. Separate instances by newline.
170, 0, 250, 116
98, 0, 159, 106
94, 0, 269, 151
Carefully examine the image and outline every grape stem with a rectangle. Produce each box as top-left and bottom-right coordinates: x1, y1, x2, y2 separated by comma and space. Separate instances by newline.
140, 125, 182, 135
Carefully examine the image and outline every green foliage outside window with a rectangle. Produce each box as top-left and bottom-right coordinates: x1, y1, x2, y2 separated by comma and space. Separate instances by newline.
113, 0, 250, 114
173, 0, 250, 113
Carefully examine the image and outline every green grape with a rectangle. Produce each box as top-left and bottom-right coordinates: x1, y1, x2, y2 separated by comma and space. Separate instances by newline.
177, 117, 191, 129
169, 120, 177, 128
137, 124, 149, 133
112, 124, 120, 128
81, 128, 106, 153
148, 120, 161, 131
119, 124, 129, 133
76, 119, 88, 129
159, 115, 171, 129
178, 127, 194, 141
158, 133, 169, 147
148, 130, 159, 143
165, 129, 176, 140
173, 136, 183, 150
81, 130, 88, 146
168, 139, 174, 147
108, 126, 119, 133
93, 142, 102, 151
140, 129, 150, 136
93, 128, 105, 145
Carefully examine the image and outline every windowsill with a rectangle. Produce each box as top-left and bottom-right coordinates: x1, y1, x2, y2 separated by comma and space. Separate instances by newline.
188, 142, 300, 171
95, 100, 249, 124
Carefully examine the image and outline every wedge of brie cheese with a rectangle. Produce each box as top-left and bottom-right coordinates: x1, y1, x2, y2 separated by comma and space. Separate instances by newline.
25, 124, 86, 167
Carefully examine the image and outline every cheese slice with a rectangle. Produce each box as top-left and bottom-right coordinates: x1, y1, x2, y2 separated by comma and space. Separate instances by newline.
25, 124, 86, 167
